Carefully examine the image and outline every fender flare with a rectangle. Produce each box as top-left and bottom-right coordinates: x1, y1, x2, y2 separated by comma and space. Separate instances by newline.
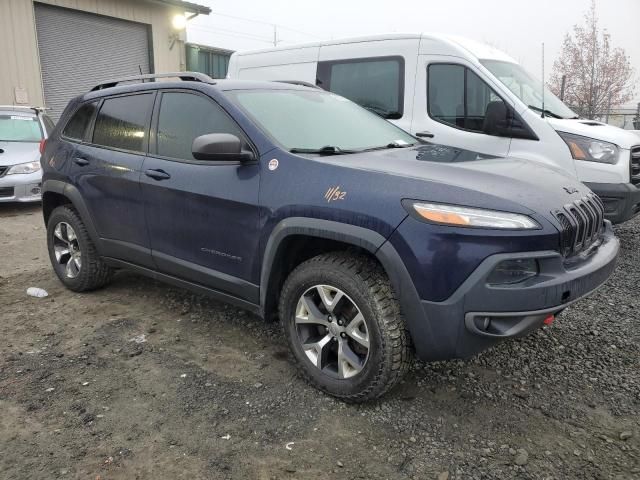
260, 217, 430, 358
42, 179, 100, 246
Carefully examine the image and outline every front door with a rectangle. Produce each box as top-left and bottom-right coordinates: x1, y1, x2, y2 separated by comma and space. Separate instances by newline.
413, 56, 512, 157
140, 90, 261, 303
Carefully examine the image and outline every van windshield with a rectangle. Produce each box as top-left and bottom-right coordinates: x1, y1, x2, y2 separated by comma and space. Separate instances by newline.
227, 89, 416, 152
0, 113, 43, 142
480, 60, 578, 120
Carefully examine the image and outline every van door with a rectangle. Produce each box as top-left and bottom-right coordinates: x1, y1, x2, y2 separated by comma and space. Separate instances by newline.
413, 56, 511, 157
316, 39, 418, 132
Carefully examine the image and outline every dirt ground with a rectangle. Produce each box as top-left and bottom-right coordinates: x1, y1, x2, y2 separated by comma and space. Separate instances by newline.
1, 203, 639, 480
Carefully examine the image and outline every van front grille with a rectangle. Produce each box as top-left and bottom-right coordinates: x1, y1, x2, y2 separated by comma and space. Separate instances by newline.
553, 193, 605, 257
631, 146, 640, 186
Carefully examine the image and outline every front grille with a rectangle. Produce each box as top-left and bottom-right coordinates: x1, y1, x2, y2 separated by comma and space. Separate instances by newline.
0, 166, 7, 178
553, 193, 605, 257
631, 146, 640, 186
0, 186, 14, 198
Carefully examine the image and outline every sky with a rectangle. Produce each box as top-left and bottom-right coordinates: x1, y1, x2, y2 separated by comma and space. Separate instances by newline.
186, 0, 640, 108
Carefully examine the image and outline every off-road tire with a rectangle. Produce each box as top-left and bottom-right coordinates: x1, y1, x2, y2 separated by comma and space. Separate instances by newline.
47, 205, 113, 292
279, 251, 411, 402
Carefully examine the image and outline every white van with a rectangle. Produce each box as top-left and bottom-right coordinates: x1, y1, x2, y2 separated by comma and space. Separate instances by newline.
227, 33, 640, 223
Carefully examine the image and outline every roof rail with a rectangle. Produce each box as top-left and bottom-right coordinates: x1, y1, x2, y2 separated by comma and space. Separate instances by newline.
91, 72, 215, 91
273, 80, 321, 89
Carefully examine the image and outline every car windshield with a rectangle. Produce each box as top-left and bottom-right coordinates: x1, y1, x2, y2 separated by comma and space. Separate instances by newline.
227, 89, 416, 152
0, 113, 43, 142
480, 60, 578, 120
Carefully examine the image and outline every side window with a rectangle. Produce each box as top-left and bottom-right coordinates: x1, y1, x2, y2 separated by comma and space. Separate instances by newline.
92, 94, 153, 152
156, 92, 245, 160
317, 57, 404, 119
62, 102, 97, 141
428, 64, 503, 133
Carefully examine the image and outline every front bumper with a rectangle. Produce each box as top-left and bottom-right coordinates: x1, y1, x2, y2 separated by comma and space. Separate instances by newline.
585, 181, 640, 224
0, 170, 42, 202
415, 223, 619, 361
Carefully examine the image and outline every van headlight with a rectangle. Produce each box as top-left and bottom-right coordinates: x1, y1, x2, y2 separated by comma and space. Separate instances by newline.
6, 161, 41, 175
405, 201, 540, 229
558, 132, 618, 164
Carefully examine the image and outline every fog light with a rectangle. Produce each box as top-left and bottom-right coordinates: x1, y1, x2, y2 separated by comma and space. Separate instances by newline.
487, 259, 538, 285
31, 186, 41, 195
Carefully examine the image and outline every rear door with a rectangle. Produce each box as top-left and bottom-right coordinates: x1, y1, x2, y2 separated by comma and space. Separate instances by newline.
140, 90, 261, 302
71, 92, 155, 267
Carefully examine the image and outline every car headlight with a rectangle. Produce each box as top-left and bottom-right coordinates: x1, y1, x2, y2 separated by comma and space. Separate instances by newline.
6, 161, 41, 175
405, 201, 540, 229
557, 132, 618, 164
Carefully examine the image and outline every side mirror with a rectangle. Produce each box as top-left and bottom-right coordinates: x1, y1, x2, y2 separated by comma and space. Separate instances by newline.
483, 101, 538, 141
192, 133, 255, 161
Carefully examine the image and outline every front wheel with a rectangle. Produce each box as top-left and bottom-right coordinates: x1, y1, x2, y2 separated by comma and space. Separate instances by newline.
279, 252, 411, 402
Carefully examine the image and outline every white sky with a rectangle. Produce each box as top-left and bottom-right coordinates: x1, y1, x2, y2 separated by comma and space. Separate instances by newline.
186, 0, 640, 107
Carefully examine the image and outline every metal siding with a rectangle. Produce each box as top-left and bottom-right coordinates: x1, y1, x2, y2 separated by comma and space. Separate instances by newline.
34, 3, 151, 119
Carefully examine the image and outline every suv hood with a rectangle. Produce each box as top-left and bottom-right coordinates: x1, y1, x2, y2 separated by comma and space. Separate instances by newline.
0, 141, 40, 166
548, 118, 640, 149
324, 144, 593, 217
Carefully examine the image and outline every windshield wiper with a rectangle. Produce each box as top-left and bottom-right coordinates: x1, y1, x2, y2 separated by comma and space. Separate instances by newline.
527, 105, 564, 119
289, 145, 357, 155
360, 141, 416, 152
361, 104, 403, 120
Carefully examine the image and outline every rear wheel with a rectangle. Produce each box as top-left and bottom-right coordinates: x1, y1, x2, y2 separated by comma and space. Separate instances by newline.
46, 205, 113, 292
279, 252, 411, 402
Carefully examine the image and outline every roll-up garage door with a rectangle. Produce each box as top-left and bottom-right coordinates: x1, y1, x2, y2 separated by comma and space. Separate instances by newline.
34, 3, 151, 120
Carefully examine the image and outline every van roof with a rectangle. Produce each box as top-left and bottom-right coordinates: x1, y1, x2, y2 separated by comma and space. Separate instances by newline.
231, 32, 517, 64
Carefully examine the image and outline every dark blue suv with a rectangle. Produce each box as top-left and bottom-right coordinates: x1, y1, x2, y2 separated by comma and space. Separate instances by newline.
41, 73, 619, 401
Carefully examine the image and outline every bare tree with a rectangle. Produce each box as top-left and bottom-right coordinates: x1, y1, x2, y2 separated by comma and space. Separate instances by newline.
548, 0, 635, 119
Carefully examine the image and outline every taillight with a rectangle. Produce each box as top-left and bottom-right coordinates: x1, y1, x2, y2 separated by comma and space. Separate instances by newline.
39, 139, 47, 155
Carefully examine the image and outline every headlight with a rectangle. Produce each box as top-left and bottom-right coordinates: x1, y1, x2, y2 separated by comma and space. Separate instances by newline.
487, 259, 538, 285
406, 201, 540, 229
558, 132, 618, 164
6, 161, 41, 175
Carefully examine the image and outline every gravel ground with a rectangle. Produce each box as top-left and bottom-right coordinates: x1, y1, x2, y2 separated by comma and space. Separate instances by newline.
0, 203, 638, 480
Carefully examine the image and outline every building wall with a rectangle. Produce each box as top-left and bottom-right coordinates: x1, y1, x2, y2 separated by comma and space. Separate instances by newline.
0, 0, 185, 107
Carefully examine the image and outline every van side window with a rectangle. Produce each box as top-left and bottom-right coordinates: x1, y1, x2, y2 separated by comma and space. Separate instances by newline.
428, 64, 502, 133
317, 57, 404, 119
156, 92, 246, 161
92, 94, 153, 152
63, 102, 97, 141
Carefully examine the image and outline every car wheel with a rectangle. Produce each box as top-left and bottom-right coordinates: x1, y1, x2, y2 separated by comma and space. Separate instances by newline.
279, 252, 411, 402
47, 205, 113, 292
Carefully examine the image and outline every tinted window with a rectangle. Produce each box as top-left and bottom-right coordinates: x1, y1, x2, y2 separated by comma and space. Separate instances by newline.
63, 102, 96, 141
156, 92, 244, 160
93, 94, 153, 152
318, 57, 403, 119
428, 64, 502, 132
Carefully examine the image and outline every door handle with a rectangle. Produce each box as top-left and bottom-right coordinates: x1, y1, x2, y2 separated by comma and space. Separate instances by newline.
145, 169, 171, 180
73, 157, 89, 166
415, 131, 435, 138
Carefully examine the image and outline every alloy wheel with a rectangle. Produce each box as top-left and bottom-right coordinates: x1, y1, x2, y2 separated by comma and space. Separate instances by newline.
52, 222, 82, 279
294, 285, 370, 379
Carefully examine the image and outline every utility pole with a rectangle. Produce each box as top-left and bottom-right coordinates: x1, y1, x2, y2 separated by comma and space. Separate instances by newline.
605, 91, 612, 124
273, 25, 278, 47
559, 75, 566, 101
634, 102, 640, 129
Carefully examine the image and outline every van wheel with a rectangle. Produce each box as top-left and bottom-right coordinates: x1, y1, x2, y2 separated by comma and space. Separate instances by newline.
279, 252, 411, 402
46, 205, 113, 292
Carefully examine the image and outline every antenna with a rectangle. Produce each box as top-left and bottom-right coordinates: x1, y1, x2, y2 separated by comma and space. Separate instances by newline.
541, 42, 545, 118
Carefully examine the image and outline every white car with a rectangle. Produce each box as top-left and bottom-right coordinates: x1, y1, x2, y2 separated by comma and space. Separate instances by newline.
0, 106, 54, 203
227, 33, 640, 223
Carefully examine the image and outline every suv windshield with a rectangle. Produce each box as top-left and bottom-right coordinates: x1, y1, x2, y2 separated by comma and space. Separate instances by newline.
0, 113, 43, 142
480, 60, 577, 120
227, 89, 416, 152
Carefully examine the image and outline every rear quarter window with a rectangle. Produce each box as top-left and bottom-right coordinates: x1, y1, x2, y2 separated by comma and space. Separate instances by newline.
62, 102, 97, 141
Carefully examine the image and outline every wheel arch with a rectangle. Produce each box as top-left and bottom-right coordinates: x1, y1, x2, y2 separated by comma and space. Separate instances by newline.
42, 180, 100, 246
260, 218, 428, 358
